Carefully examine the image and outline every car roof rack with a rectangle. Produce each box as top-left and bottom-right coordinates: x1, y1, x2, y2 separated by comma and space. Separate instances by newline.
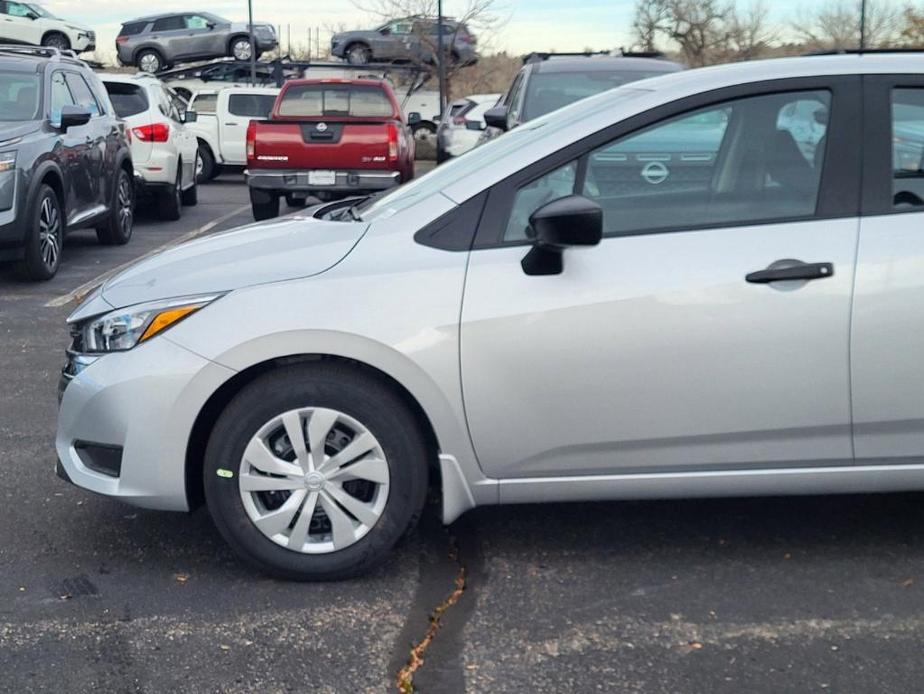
806, 47, 924, 56
0, 44, 87, 66
523, 50, 613, 64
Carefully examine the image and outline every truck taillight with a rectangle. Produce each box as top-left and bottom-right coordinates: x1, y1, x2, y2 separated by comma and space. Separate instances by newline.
246, 120, 256, 159
132, 123, 169, 143
387, 123, 398, 162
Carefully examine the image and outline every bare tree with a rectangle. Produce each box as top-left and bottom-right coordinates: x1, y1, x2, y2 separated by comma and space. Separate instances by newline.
898, 5, 924, 46
632, 0, 669, 52
792, 0, 899, 51
722, 0, 777, 61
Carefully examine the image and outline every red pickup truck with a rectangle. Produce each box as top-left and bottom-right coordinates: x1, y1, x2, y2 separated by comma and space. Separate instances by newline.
245, 78, 415, 220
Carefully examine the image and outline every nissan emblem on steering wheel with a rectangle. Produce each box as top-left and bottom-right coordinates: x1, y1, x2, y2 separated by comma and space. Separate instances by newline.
641, 161, 670, 185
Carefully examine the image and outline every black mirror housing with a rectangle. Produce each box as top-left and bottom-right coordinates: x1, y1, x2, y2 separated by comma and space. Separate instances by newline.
59, 105, 92, 131
184, 110, 199, 123
483, 105, 509, 131
407, 111, 422, 126
522, 195, 603, 276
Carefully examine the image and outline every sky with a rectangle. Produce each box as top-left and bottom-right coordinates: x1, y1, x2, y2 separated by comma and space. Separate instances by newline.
35, 0, 859, 63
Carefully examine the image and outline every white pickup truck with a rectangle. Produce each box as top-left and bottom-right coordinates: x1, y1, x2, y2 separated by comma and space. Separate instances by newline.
186, 87, 280, 181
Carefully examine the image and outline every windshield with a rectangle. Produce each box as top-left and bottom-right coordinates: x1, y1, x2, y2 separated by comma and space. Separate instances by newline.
523, 70, 667, 121
359, 87, 646, 221
26, 3, 57, 18
0, 72, 41, 122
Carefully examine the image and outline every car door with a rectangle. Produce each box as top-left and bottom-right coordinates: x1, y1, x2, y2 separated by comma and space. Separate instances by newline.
182, 14, 222, 59
164, 86, 197, 187
48, 71, 92, 221
149, 15, 187, 61
221, 92, 275, 164
64, 72, 107, 210
1, 1, 41, 45
851, 75, 924, 464
460, 78, 862, 482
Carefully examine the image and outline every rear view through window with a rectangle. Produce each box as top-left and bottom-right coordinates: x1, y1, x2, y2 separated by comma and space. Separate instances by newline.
0, 72, 40, 121
104, 82, 149, 118
278, 84, 394, 118
524, 70, 666, 120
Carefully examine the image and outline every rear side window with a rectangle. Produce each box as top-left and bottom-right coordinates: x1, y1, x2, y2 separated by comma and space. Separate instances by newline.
277, 85, 394, 118
119, 22, 147, 37
192, 93, 217, 113
892, 89, 924, 209
152, 16, 185, 32
228, 93, 276, 118
104, 81, 148, 118
64, 73, 101, 116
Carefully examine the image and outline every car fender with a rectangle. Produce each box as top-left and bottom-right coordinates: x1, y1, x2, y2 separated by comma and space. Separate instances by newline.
27, 158, 67, 228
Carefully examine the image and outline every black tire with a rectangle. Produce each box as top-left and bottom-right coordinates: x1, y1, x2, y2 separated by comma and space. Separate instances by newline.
203, 363, 430, 580
230, 36, 253, 61
18, 184, 63, 281
285, 194, 307, 208
136, 48, 164, 74
250, 188, 279, 220
196, 143, 216, 182
95, 169, 134, 246
41, 32, 71, 51
182, 170, 198, 206
159, 167, 182, 221
345, 43, 371, 65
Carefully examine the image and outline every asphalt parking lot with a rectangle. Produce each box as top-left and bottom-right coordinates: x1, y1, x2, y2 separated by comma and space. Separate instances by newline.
4, 174, 924, 693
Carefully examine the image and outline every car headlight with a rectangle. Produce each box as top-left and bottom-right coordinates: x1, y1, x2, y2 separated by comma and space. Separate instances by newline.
76, 294, 221, 353
0, 151, 15, 212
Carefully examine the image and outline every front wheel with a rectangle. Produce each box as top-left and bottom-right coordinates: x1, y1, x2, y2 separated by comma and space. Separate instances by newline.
203, 364, 429, 580
41, 32, 71, 52
196, 145, 216, 183
18, 185, 63, 281
345, 43, 370, 65
250, 188, 279, 221
285, 194, 307, 208
159, 167, 182, 221
230, 37, 253, 61
136, 49, 164, 74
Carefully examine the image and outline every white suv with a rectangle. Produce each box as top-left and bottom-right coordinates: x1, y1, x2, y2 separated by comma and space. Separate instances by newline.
101, 74, 199, 220
0, 2, 95, 53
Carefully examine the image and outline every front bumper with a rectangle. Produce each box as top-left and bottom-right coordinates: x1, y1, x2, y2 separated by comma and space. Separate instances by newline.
245, 168, 400, 194
56, 337, 236, 511
73, 32, 96, 53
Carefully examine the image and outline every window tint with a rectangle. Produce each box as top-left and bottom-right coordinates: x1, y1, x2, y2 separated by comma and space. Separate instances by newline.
152, 15, 184, 32
64, 73, 101, 116
892, 89, 924, 209
505, 162, 577, 241
228, 93, 276, 118
49, 72, 75, 123
0, 71, 40, 121
192, 92, 217, 113
278, 85, 393, 118
119, 21, 147, 36
104, 81, 148, 118
502, 90, 831, 242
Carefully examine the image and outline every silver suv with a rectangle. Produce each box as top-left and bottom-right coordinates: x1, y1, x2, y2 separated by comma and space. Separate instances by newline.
116, 12, 278, 74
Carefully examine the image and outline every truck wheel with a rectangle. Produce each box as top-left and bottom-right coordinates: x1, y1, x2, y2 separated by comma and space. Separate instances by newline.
285, 194, 307, 208
18, 185, 63, 281
250, 189, 280, 221
196, 144, 216, 183
182, 177, 198, 206
96, 169, 134, 246
159, 168, 182, 221
202, 363, 429, 580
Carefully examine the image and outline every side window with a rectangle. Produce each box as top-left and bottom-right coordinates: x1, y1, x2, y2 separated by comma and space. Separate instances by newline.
506, 73, 526, 125
162, 88, 183, 121
64, 73, 101, 116
228, 94, 275, 118
185, 15, 210, 30
192, 93, 217, 113
152, 16, 184, 32
892, 88, 924, 209
504, 162, 577, 241
6, 2, 33, 18
390, 22, 412, 35
49, 72, 75, 123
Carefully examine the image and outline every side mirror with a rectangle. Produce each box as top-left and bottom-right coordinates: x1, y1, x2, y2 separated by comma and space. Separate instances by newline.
207, 22, 216, 30
483, 105, 509, 131
381, 27, 392, 36
521, 195, 603, 276
59, 105, 92, 131
407, 111, 422, 126
183, 110, 198, 123
26, 12, 39, 20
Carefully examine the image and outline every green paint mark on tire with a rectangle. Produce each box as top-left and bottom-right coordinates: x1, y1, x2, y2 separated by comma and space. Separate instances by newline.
216, 468, 234, 479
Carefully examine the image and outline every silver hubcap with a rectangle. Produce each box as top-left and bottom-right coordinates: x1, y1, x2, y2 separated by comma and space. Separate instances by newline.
196, 152, 204, 177
239, 407, 390, 555
38, 196, 60, 269
348, 47, 367, 64
414, 127, 435, 143
139, 54, 159, 73
233, 41, 252, 60
118, 176, 133, 235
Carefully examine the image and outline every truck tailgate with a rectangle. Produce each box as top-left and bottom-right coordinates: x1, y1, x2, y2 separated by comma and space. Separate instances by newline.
252, 121, 393, 170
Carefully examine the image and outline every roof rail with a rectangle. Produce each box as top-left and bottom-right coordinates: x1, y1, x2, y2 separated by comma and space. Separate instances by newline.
619, 49, 668, 59
806, 47, 924, 56
0, 44, 89, 66
522, 50, 613, 64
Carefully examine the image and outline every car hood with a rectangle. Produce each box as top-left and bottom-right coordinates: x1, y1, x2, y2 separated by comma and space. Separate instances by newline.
0, 121, 41, 144
99, 214, 368, 308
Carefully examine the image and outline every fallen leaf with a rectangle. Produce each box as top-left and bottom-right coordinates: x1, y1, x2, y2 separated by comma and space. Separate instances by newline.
219, 644, 231, 651
174, 573, 189, 584
901, 578, 914, 588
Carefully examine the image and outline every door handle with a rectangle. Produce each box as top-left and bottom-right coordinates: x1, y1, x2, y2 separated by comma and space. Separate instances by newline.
224, 122, 239, 126
746, 261, 834, 284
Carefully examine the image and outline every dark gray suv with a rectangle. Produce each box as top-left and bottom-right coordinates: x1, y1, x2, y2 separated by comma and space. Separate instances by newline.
0, 46, 134, 280
331, 16, 477, 66
116, 12, 278, 74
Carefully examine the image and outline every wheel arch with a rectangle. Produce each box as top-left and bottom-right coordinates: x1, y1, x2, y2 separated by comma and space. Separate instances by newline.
41, 30, 70, 46
29, 161, 66, 229
184, 353, 444, 512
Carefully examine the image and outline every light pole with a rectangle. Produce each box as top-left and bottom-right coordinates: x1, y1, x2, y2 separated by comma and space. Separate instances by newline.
437, 0, 447, 115
247, 0, 256, 86
859, 0, 867, 51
